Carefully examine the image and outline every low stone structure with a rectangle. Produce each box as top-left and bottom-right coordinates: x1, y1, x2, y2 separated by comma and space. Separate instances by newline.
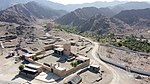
0, 42, 4, 49
23, 43, 90, 77
20, 64, 42, 78
66, 75, 82, 84
89, 64, 100, 73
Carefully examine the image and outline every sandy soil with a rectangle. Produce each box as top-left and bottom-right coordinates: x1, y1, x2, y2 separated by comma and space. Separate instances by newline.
0, 22, 146, 84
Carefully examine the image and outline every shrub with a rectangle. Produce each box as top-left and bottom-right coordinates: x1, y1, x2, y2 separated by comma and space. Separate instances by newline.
19, 64, 24, 71
32, 48, 38, 51
71, 61, 78, 67
5, 32, 9, 35
117, 42, 122, 47
32, 56, 39, 61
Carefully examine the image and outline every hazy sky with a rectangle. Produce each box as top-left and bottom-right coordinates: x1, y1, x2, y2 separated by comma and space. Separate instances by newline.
49, 0, 150, 4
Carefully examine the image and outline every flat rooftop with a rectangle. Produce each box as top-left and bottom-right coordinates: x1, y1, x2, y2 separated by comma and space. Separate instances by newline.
25, 63, 42, 69
38, 53, 73, 70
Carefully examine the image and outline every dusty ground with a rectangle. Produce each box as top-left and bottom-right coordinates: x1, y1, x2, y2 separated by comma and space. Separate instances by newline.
47, 29, 114, 84
0, 23, 112, 84
98, 45, 150, 84
99, 45, 150, 72
0, 22, 147, 84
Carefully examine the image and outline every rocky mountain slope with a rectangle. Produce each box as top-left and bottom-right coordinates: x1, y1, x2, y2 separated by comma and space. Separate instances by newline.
0, 1, 67, 25
78, 14, 130, 34
65, 1, 125, 11
112, 2, 150, 14
114, 8, 150, 27
0, 0, 33, 10
56, 7, 150, 35
1, 0, 150, 14
55, 7, 115, 26
56, 7, 101, 26
99, 8, 116, 17
0, 0, 64, 11
56, 7, 130, 34
0, 0, 125, 11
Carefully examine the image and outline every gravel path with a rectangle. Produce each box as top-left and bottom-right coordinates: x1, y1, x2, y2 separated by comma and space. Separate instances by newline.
72, 34, 139, 84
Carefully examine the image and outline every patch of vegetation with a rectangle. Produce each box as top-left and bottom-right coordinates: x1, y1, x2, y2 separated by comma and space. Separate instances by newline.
19, 64, 24, 71
54, 24, 108, 42
54, 25, 78, 34
55, 24, 150, 53
71, 61, 79, 67
110, 36, 150, 53
32, 56, 39, 61
32, 48, 38, 51
122, 36, 150, 52
5, 32, 9, 35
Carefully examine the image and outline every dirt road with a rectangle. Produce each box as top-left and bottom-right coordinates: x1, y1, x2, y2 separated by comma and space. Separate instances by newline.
92, 42, 120, 84
72, 34, 138, 84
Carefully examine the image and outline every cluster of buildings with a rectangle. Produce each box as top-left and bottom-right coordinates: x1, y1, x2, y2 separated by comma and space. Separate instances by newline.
0, 25, 100, 83
21, 42, 93, 78
20, 64, 42, 77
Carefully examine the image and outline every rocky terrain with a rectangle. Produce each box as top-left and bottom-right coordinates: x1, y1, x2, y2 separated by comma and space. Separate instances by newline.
1, 0, 150, 12
56, 6, 150, 37
99, 45, 150, 71
98, 44, 150, 84
112, 2, 150, 14
0, 0, 65, 11
55, 7, 120, 27
114, 8, 150, 26
0, 1, 149, 84
0, 1, 149, 35
56, 7, 102, 26
0, 1, 67, 25
77, 14, 130, 34
0, 0, 124, 11
56, 7, 116, 27
0, 21, 142, 84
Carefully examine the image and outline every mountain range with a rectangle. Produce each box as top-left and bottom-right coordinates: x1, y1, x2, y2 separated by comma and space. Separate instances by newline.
56, 7, 131, 34
0, 0, 125, 11
114, 8, 150, 25
114, 8, 150, 30
1, 0, 150, 12
56, 6, 150, 35
0, 0, 149, 36
55, 7, 116, 26
0, 1, 67, 25
77, 14, 130, 34
56, 7, 102, 26
111, 2, 150, 13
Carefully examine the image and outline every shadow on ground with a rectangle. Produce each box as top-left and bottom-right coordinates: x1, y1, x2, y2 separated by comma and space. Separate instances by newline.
11, 73, 34, 81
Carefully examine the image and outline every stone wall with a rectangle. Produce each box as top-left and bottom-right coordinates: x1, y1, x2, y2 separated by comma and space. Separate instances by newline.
25, 56, 90, 77
24, 44, 90, 77
65, 59, 90, 76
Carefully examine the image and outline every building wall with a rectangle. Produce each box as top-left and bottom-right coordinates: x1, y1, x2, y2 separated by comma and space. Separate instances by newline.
26, 56, 90, 77
24, 44, 90, 77
53, 67, 67, 77
63, 43, 71, 56
26, 58, 43, 67
44, 45, 54, 51
20, 71, 38, 78
65, 59, 90, 76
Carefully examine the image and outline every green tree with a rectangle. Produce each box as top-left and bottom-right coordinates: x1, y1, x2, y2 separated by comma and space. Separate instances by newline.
71, 61, 78, 67
32, 56, 39, 61
19, 64, 24, 71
